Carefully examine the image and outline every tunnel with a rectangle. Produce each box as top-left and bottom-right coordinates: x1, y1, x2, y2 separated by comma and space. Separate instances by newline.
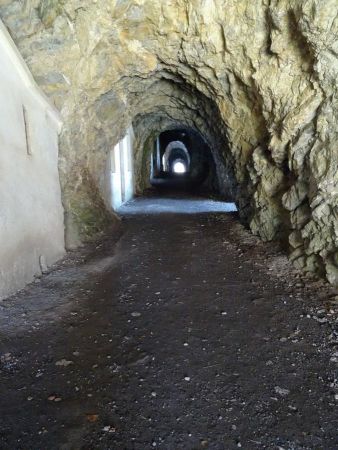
149, 128, 217, 193
0, 0, 337, 308
0, 1, 338, 448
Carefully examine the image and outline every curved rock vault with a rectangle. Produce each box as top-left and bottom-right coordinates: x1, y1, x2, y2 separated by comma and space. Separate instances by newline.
1, 0, 337, 284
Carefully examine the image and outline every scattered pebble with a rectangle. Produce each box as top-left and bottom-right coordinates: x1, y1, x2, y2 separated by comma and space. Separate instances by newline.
86, 414, 99, 423
55, 359, 73, 367
274, 386, 290, 396
48, 395, 62, 402
103, 425, 116, 433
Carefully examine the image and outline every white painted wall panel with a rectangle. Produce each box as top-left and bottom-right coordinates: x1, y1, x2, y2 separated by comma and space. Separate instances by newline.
0, 20, 64, 299
109, 127, 134, 211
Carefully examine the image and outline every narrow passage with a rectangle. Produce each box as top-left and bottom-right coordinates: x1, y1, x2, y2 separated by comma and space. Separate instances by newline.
0, 196, 337, 450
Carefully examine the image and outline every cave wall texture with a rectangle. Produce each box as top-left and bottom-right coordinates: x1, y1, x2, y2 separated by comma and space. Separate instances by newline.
0, 0, 337, 284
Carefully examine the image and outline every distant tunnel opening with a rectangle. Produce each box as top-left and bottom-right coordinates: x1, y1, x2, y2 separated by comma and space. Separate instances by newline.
149, 128, 218, 195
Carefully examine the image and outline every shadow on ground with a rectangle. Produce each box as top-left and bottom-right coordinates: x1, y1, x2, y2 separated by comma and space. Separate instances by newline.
0, 195, 337, 450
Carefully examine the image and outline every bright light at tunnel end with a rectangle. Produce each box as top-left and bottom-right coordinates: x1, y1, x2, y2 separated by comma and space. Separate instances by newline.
173, 161, 187, 174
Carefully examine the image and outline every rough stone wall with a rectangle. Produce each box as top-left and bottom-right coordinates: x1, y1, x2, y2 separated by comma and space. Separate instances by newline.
0, 0, 337, 284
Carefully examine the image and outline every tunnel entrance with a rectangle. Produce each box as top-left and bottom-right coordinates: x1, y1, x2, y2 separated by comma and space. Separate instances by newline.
122, 125, 237, 215
162, 140, 190, 175
149, 129, 217, 194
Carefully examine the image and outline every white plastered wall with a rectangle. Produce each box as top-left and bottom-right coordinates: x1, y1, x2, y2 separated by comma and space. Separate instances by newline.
109, 127, 135, 210
0, 20, 65, 299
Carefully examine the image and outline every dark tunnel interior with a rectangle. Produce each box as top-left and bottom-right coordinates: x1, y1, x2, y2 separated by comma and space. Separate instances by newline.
149, 129, 218, 194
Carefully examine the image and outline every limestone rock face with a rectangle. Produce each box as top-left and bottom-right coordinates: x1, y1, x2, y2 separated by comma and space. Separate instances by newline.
1, 0, 337, 284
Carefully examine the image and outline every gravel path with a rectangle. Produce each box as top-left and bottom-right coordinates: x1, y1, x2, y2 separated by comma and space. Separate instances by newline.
0, 197, 337, 449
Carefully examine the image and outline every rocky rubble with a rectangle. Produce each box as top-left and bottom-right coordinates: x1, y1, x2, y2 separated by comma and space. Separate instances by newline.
0, 0, 337, 284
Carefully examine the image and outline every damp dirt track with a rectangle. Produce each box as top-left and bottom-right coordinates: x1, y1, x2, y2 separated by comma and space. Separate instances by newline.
0, 196, 337, 450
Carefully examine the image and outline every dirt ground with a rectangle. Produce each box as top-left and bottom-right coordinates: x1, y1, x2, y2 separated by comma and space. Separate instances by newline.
0, 195, 337, 450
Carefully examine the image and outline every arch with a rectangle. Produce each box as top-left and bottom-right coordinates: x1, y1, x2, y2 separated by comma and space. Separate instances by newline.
162, 140, 191, 172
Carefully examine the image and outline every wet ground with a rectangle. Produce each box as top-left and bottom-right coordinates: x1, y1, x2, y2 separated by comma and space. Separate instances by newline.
0, 195, 337, 450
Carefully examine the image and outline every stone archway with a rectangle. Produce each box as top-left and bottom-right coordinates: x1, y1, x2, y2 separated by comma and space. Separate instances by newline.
162, 141, 191, 173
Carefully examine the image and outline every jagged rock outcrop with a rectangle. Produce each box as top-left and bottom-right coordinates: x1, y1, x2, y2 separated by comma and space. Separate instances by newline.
0, 0, 337, 284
